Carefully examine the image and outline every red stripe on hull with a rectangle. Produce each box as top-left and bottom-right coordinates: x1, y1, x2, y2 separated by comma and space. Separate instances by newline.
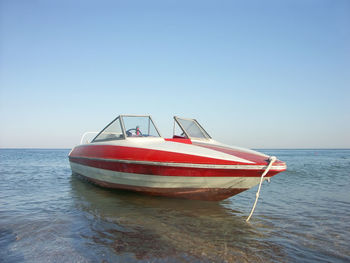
69, 145, 250, 165
76, 173, 248, 201
192, 142, 285, 166
164, 138, 192, 144
69, 157, 281, 177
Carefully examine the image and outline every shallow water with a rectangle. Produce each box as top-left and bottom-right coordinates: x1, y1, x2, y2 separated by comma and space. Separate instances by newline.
0, 149, 349, 262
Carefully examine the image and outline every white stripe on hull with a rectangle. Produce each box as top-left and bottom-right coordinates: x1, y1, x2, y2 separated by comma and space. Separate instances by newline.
85, 138, 255, 164
70, 162, 266, 189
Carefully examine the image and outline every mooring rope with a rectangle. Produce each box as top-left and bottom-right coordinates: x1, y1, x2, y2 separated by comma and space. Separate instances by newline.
246, 156, 277, 222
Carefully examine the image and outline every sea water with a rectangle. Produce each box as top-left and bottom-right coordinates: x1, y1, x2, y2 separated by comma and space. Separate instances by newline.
0, 149, 349, 262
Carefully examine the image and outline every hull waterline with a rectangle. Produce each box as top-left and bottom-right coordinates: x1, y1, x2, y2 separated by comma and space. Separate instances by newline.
74, 172, 247, 201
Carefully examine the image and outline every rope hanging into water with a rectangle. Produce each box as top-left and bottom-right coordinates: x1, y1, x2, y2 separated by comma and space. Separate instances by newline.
246, 156, 277, 222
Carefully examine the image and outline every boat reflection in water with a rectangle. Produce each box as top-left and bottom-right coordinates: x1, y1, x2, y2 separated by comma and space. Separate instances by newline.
70, 176, 285, 262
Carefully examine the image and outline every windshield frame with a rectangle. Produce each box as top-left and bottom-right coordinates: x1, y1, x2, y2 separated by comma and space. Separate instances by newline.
120, 115, 162, 138
91, 115, 162, 143
91, 116, 125, 142
173, 116, 211, 140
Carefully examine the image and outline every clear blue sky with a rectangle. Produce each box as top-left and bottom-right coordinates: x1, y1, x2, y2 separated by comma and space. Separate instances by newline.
1, 0, 349, 148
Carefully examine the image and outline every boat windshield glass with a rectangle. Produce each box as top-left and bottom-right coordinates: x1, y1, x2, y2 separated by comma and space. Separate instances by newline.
175, 117, 211, 139
92, 117, 124, 142
92, 115, 161, 142
122, 116, 160, 137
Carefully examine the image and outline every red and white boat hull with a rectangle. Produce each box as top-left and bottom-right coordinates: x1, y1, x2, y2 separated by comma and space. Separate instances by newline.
69, 138, 286, 201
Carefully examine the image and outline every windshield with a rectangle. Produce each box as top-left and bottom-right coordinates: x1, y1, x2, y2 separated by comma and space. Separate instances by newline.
174, 117, 211, 139
92, 115, 161, 142
122, 116, 160, 137
92, 116, 124, 142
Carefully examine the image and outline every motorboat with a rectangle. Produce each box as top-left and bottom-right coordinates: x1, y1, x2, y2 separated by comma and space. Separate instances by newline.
69, 115, 286, 201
